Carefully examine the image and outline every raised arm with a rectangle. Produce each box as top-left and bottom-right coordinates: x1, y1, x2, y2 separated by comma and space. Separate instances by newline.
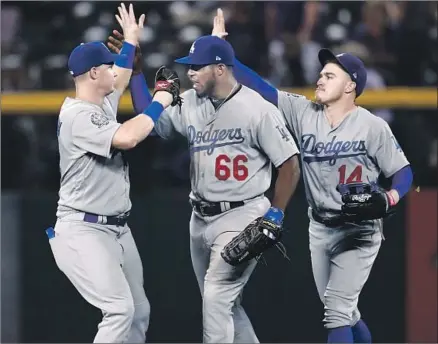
111, 3, 146, 93
112, 66, 183, 149
211, 8, 279, 106
108, 30, 153, 113
233, 59, 279, 106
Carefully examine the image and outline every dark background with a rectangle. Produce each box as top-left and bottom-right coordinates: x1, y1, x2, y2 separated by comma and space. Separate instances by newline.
1, 1, 437, 343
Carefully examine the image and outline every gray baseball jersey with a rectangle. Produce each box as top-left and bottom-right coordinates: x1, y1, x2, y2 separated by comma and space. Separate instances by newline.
275, 90, 410, 329
155, 85, 299, 202
56, 89, 131, 217
277, 91, 409, 216
155, 84, 298, 342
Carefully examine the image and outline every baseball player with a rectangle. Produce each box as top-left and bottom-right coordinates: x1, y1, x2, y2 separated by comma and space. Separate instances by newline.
211, 9, 413, 343
47, 4, 180, 343
107, 33, 301, 342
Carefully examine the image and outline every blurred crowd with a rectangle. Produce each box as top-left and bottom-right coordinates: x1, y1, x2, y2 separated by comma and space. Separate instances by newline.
1, 1, 437, 191
2, 1, 437, 90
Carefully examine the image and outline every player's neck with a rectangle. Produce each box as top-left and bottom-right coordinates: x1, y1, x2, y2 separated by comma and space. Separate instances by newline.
75, 86, 104, 107
324, 101, 357, 127
212, 76, 238, 100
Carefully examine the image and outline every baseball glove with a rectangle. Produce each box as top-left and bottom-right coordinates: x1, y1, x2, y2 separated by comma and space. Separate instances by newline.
221, 216, 288, 266
337, 182, 396, 221
154, 66, 183, 107
107, 30, 143, 75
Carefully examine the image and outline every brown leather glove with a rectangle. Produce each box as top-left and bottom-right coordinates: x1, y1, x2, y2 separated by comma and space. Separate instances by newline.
107, 30, 143, 75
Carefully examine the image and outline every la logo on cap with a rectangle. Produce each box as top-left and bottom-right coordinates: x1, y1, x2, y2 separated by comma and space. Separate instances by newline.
190, 42, 195, 54
216, 56, 221, 61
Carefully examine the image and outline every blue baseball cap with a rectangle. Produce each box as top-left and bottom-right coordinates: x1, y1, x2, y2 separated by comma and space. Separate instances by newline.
68, 41, 121, 77
318, 48, 367, 97
175, 35, 235, 66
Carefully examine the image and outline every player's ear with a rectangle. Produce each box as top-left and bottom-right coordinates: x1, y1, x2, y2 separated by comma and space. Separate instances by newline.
345, 81, 356, 95
89, 67, 99, 80
216, 64, 226, 76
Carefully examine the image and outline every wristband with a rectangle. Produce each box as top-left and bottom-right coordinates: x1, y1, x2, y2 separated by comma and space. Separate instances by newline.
115, 41, 136, 69
264, 207, 284, 225
143, 101, 164, 123
386, 192, 396, 207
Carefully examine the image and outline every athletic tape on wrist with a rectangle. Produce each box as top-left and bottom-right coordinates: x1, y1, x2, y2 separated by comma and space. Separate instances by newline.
143, 101, 164, 123
115, 42, 136, 69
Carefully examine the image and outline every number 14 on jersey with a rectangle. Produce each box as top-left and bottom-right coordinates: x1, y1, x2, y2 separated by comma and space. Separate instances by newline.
338, 164, 363, 184
215, 154, 249, 181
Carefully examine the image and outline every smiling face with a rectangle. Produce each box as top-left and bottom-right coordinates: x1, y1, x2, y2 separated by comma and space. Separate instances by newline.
186, 64, 221, 98
315, 62, 356, 105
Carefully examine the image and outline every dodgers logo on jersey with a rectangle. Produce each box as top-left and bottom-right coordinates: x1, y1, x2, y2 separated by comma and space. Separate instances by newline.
301, 134, 367, 165
188, 124, 245, 155
276, 125, 290, 142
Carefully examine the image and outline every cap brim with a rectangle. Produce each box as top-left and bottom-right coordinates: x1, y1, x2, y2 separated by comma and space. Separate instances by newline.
174, 56, 193, 65
318, 48, 352, 75
318, 48, 339, 67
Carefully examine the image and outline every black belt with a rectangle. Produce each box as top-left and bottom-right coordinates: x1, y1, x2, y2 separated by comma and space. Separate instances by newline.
83, 212, 129, 227
190, 199, 245, 217
311, 210, 347, 227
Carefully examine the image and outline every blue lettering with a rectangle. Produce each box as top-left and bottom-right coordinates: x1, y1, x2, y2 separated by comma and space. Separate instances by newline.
301, 134, 368, 165
188, 125, 245, 155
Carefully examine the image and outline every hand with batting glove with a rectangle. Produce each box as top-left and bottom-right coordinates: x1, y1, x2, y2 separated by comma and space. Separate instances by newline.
154, 66, 183, 107
107, 29, 143, 75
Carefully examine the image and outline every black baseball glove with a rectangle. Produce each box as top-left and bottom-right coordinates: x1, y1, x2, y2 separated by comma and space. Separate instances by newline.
154, 66, 183, 107
337, 182, 396, 221
221, 216, 288, 266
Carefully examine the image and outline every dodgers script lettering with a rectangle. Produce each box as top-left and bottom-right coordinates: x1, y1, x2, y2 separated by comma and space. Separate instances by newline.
188, 125, 245, 155
301, 134, 367, 165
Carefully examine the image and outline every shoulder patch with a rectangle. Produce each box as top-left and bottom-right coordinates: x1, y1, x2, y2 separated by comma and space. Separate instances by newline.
90, 112, 110, 128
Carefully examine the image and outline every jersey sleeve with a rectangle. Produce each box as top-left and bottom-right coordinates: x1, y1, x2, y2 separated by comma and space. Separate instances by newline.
153, 107, 183, 139
154, 90, 190, 139
71, 110, 121, 158
370, 120, 410, 178
103, 89, 123, 114
255, 108, 300, 168
277, 91, 312, 139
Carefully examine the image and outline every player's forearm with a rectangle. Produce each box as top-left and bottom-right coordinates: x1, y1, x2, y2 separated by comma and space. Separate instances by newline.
130, 73, 153, 114
271, 155, 300, 211
233, 58, 279, 106
112, 92, 172, 149
113, 113, 155, 150
388, 164, 413, 204
113, 66, 133, 92
113, 42, 137, 92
